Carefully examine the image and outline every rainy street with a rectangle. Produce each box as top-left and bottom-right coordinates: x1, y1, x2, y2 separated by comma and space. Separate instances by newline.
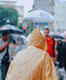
0, 0, 66, 80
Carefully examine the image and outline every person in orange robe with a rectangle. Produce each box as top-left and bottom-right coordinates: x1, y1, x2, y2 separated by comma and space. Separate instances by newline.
6, 29, 58, 80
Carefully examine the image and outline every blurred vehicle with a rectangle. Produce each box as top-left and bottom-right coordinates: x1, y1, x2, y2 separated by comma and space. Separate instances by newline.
9, 34, 26, 60
12, 34, 26, 45
12, 34, 26, 52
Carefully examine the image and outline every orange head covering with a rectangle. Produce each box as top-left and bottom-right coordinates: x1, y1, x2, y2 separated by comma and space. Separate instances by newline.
28, 29, 47, 51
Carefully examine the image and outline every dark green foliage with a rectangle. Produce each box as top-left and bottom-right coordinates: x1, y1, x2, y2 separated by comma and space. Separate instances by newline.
0, 7, 19, 26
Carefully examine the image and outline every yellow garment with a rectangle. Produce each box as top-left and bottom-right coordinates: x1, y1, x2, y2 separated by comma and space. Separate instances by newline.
6, 29, 58, 80
6, 46, 58, 80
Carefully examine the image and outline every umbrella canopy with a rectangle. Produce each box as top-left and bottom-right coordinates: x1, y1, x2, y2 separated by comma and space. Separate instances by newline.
60, 31, 66, 38
62, 31, 66, 38
51, 35, 64, 39
0, 24, 23, 34
24, 10, 54, 23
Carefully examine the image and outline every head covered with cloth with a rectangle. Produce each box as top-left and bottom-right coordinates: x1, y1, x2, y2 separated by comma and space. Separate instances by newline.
28, 29, 47, 51
6, 29, 58, 80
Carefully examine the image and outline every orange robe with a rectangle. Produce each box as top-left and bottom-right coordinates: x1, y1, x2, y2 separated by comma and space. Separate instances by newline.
6, 46, 58, 80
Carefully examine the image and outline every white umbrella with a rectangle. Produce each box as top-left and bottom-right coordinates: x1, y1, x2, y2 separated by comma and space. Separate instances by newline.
60, 33, 64, 37
24, 10, 54, 23
0, 24, 23, 34
62, 31, 66, 38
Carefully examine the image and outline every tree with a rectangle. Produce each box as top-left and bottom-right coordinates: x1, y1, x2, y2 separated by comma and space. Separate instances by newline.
0, 7, 7, 26
0, 7, 19, 26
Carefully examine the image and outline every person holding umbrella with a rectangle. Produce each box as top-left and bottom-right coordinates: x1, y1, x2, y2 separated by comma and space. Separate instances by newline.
0, 24, 23, 80
0, 32, 10, 80
6, 29, 58, 80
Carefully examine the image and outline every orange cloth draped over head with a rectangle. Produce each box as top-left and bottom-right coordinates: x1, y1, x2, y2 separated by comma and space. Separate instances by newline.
28, 29, 47, 51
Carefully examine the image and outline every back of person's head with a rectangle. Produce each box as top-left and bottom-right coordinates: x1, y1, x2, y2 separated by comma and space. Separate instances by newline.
44, 28, 50, 31
28, 29, 47, 51
44, 28, 50, 37
57, 40, 63, 46
2, 32, 9, 41
2, 32, 8, 36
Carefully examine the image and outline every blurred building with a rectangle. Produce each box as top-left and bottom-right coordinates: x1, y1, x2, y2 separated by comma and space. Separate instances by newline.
54, 1, 66, 32
0, 0, 24, 25
31, 0, 55, 15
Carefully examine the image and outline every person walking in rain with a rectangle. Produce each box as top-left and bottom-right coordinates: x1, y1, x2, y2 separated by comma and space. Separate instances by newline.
6, 29, 58, 80
0, 32, 10, 80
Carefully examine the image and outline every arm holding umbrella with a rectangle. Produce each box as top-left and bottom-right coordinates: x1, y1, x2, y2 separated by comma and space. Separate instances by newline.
0, 31, 9, 53
0, 41, 9, 52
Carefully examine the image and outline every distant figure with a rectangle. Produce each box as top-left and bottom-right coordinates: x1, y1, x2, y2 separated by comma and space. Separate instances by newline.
6, 29, 58, 80
23, 26, 27, 34
44, 28, 56, 62
61, 42, 66, 72
57, 40, 64, 68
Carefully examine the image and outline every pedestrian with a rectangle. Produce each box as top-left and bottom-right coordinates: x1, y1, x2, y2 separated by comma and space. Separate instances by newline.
61, 41, 66, 73
44, 28, 56, 62
23, 26, 27, 35
56, 40, 64, 68
6, 29, 58, 80
0, 32, 10, 80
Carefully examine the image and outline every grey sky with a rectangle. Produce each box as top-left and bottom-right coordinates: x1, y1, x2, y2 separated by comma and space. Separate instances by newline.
23, 0, 66, 14
57, 0, 66, 2
22, 0, 33, 14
